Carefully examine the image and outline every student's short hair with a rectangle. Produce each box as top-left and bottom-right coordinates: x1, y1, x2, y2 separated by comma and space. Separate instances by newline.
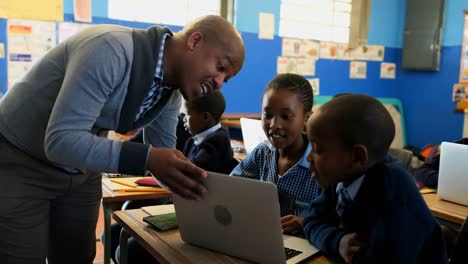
185, 91, 226, 123
318, 94, 395, 161
264, 73, 314, 112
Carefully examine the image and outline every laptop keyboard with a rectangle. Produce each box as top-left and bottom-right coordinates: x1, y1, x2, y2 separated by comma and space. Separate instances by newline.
285, 247, 303, 260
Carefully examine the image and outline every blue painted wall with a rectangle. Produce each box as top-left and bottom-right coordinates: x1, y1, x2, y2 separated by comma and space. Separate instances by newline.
1, 0, 467, 147
396, 0, 468, 147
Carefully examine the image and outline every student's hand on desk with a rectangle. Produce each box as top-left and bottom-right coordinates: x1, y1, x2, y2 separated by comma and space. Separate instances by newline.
338, 232, 366, 263
147, 147, 208, 200
280, 215, 303, 235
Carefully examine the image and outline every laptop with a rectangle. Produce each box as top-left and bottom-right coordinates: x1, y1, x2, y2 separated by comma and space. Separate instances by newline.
240, 118, 268, 154
437, 142, 468, 206
172, 172, 319, 264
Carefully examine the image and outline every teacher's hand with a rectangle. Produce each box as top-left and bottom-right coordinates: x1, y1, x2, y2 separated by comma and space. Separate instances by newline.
147, 147, 208, 200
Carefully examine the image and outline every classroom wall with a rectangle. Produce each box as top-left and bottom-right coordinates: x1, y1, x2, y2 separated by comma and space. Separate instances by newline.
233, 0, 468, 148
1, 0, 467, 148
396, 0, 468, 148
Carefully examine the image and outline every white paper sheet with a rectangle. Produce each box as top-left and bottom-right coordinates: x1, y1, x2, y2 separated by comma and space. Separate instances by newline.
380, 62, 396, 79
258, 12, 274, 40
350, 61, 367, 79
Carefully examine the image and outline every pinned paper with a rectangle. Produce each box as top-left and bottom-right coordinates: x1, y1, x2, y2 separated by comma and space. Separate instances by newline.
301, 40, 320, 59
277, 57, 297, 74
380, 63, 396, 79
453, 83, 468, 102
336, 44, 353, 60
0, 43, 4, 58
58, 22, 90, 43
282, 38, 302, 57
258, 13, 274, 40
308, 78, 320, 95
319, 42, 337, 59
350, 61, 367, 79
351, 45, 385, 61
296, 58, 315, 76
7, 19, 56, 89
74, 0, 92, 22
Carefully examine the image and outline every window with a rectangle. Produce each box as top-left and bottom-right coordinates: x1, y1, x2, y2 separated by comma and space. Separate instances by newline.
279, 0, 352, 43
108, 0, 230, 26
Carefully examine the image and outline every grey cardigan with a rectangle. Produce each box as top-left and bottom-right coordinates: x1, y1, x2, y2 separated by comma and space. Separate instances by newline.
0, 25, 181, 175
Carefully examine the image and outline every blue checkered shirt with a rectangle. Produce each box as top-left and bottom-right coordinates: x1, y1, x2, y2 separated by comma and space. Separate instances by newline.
231, 142, 321, 216
135, 33, 175, 121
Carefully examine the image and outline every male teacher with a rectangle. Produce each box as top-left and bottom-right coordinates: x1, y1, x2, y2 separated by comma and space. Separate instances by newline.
0, 15, 245, 263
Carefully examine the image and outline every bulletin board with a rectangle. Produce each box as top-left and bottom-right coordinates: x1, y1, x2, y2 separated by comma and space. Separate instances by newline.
0, 0, 63, 21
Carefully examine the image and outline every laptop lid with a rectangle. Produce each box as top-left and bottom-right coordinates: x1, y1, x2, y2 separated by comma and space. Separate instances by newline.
172, 172, 319, 264
437, 142, 468, 206
240, 118, 268, 154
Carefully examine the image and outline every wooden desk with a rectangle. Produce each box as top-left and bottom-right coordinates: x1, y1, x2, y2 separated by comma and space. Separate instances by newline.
220, 113, 261, 129
101, 187, 171, 264
113, 208, 331, 264
422, 191, 468, 225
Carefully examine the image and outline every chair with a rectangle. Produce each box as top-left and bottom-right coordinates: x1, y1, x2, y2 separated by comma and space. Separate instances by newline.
450, 216, 468, 264
388, 147, 413, 171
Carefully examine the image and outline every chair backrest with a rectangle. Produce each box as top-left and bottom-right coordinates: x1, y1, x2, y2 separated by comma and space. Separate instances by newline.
388, 147, 413, 171
450, 216, 468, 264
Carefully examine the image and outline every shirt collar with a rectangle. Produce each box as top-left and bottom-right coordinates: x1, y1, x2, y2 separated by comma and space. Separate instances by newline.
266, 141, 312, 169
336, 174, 365, 201
298, 143, 313, 168
154, 33, 171, 81
193, 123, 222, 145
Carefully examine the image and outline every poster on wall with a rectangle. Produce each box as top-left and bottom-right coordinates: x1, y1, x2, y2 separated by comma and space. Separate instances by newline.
7, 19, 56, 89
380, 62, 396, 79
296, 58, 315, 76
58, 22, 90, 43
277, 57, 298, 74
74, 0, 92, 22
336, 43, 353, 60
307, 78, 320, 95
319, 42, 337, 59
349, 61, 367, 79
0, 43, 4, 58
452, 83, 468, 102
258, 12, 274, 40
282, 38, 302, 57
350, 45, 385, 61
0, 0, 63, 21
301, 40, 320, 59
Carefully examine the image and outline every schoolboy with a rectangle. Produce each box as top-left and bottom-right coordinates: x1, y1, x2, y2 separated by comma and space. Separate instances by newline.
303, 94, 447, 263
183, 90, 237, 174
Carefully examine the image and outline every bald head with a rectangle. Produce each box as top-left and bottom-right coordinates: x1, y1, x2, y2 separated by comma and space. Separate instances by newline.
312, 94, 395, 161
180, 15, 244, 65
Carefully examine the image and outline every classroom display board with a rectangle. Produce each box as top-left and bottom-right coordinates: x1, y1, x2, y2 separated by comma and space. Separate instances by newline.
0, 0, 63, 21
7, 19, 56, 89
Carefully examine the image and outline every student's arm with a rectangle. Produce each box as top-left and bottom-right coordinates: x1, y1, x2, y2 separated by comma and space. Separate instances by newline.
229, 144, 266, 179
45, 34, 132, 173
302, 187, 345, 260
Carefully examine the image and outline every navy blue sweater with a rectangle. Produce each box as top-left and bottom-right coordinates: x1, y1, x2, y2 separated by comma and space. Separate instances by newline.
183, 127, 235, 174
303, 155, 447, 263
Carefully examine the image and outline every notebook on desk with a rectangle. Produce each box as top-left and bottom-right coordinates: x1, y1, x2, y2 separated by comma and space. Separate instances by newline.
438, 142, 468, 206
172, 172, 319, 264
240, 117, 268, 154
